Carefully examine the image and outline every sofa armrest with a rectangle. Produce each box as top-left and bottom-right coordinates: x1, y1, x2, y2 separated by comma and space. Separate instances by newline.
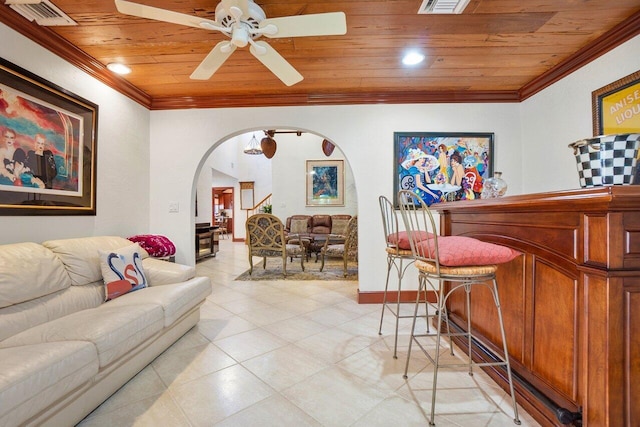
141, 258, 195, 286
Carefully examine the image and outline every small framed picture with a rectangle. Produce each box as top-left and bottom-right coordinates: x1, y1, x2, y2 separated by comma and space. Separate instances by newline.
306, 159, 344, 206
592, 70, 640, 135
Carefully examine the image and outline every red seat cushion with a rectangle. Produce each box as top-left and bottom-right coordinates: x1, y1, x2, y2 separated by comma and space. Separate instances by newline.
387, 231, 434, 250
418, 236, 521, 266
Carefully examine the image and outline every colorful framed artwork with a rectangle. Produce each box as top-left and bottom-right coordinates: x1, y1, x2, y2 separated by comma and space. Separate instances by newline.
592, 70, 640, 136
0, 58, 98, 215
393, 132, 494, 207
306, 159, 344, 206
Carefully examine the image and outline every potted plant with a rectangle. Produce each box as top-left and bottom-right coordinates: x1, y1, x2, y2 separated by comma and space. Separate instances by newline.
262, 204, 272, 214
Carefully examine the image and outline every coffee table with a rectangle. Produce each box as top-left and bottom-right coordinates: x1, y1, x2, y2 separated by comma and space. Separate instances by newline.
308, 234, 345, 262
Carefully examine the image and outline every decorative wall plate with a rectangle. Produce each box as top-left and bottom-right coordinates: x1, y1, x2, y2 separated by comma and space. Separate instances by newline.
322, 139, 335, 156
261, 136, 277, 158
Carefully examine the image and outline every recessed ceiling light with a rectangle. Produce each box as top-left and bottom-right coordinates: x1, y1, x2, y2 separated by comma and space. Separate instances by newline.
402, 52, 425, 66
106, 63, 131, 75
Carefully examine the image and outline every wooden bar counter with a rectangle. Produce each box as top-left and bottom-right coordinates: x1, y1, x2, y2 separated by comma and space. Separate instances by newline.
432, 186, 640, 427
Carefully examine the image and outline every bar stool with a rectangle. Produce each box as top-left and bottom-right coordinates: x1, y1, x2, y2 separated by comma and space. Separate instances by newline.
397, 190, 520, 426
377, 195, 420, 359
217, 217, 228, 239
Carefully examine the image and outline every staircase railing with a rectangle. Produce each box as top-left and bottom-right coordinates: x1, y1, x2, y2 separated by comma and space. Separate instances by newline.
247, 193, 272, 219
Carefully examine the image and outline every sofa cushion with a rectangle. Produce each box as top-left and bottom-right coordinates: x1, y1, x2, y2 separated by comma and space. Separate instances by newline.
311, 215, 332, 234
142, 257, 196, 286
99, 243, 148, 301
0, 283, 104, 342
43, 236, 149, 286
286, 215, 310, 233
107, 277, 211, 327
0, 242, 71, 309
0, 341, 98, 426
290, 219, 309, 234
0, 304, 164, 367
331, 217, 351, 235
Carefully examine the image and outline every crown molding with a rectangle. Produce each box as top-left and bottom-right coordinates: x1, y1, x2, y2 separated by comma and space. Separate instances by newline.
150, 90, 521, 110
0, 6, 152, 108
519, 10, 640, 101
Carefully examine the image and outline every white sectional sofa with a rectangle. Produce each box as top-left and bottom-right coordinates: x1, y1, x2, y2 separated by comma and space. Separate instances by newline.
0, 236, 212, 427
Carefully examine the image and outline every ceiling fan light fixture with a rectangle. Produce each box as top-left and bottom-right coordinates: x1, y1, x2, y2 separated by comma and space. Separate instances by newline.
244, 133, 263, 155
402, 51, 425, 66
106, 62, 131, 75
231, 27, 249, 47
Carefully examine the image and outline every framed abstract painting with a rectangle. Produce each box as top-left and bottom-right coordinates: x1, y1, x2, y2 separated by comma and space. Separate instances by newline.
306, 159, 344, 206
393, 132, 494, 207
0, 58, 98, 215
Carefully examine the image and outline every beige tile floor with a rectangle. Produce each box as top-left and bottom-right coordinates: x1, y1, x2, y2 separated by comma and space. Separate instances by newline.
77, 239, 541, 427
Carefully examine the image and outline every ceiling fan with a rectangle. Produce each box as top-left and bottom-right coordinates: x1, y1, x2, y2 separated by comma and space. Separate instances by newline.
114, 0, 347, 86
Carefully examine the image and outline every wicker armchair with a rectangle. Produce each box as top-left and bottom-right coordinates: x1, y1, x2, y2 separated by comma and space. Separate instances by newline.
246, 214, 305, 276
319, 216, 358, 277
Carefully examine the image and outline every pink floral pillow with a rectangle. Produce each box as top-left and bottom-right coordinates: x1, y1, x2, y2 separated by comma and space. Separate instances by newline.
387, 231, 434, 250
127, 234, 176, 257
418, 236, 521, 266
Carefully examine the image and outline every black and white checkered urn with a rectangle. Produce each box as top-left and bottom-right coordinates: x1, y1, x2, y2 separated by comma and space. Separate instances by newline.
569, 133, 640, 187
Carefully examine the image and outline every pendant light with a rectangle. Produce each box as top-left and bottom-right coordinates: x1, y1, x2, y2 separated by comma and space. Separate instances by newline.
243, 133, 263, 155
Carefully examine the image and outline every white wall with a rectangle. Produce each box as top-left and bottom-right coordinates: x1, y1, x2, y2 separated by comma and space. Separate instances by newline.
0, 23, 151, 245
271, 132, 357, 220
521, 35, 640, 193
197, 133, 273, 239
195, 166, 213, 224
149, 104, 522, 293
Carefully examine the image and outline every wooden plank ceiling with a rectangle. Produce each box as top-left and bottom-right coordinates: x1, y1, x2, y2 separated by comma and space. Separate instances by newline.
1, 0, 639, 109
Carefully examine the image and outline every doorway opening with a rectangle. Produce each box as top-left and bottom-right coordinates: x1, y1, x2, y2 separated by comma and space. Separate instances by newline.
212, 187, 234, 239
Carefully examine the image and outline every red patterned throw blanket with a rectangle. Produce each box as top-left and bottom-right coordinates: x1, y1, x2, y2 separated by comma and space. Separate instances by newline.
127, 234, 176, 257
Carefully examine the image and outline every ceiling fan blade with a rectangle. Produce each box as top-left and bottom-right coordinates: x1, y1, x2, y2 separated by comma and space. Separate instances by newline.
259, 12, 347, 38
221, 0, 249, 18
249, 41, 303, 87
115, 0, 219, 30
190, 41, 237, 80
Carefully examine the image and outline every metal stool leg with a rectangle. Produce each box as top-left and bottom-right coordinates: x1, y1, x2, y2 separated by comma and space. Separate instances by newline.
402, 274, 425, 379
378, 255, 393, 334
465, 284, 473, 375
392, 256, 403, 358
411, 277, 521, 426
491, 279, 521, 425
379, 253, 414, 359
428, 281, 447, 426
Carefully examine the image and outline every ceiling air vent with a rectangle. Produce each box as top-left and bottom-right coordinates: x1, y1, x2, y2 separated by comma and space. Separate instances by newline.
418, 0, 471, 14
5, 0, 77, 26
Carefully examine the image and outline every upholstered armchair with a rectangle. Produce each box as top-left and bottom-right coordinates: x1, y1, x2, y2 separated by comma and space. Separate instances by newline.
319, 216, 358, 277
246, 214, 306, 276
